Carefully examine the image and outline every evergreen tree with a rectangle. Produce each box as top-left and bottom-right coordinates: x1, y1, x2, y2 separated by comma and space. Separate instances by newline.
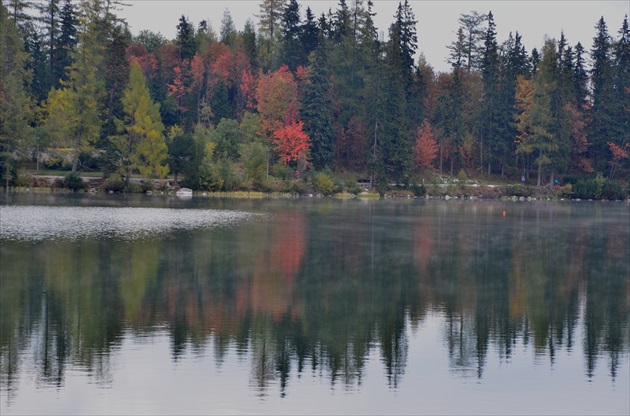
176, 15, 196, 62
478, 11, 501, 173
611, 15, 629, 177
117, 61, 169, 184
330, 0, 350, 42
257, 0, 285, 40
530, 47, 540, 76
300, 7, 318, 59
380, 22, 410, 184
36, 0, 61, 91
56, 0, 77, 83
220, 9, 237, 46
44, 0, 105, 174
0, 3, 32, 187
242, 19, 258, 67
589, 17, 615, 172
280, 0, 302, 70
573, 42, 589, 110
102, 23, 130, 139
301, 35, 334, 170
23, 24, 48, 102
447, 11, 487, 72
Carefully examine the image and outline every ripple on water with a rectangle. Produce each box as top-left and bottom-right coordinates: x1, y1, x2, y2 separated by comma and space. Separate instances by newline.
0, 206, 260, 241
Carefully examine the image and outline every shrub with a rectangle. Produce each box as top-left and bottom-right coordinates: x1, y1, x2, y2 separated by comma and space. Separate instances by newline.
63, 173, 84, 191
410, 183, 426, 196
556, 183, 573, 199
506, 184, 530, 197
457, 169, 468, 183
601, 180, 625, 200
572, 178, 598, 199
44, 158, 64, 170
101, 174, 125, 192
312, 171, 337, 195
345, 181, 363, 195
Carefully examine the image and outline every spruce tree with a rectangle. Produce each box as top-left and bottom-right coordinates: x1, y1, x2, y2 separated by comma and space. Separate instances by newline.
478, 11, 501, 173
612, 15, 629, 175
573, 42, 589, 110
280, 0, 302, 71
220, 9, 237, 46
176, 15, 196, 62
589, 17, 615, 172
56, 0, 77, 83
300, 7, 319, 59
301, 36, 334, 170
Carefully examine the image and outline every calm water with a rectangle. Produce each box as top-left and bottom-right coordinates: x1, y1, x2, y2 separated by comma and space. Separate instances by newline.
1, 193, 628, 415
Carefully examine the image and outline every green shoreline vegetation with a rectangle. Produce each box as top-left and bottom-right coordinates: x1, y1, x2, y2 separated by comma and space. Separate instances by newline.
1, 1, 628, 202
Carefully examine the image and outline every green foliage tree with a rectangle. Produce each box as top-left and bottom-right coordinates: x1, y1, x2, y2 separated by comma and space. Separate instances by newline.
117, 61, 169, 184
211, 118, 241, 161
0, 3, 32, 187
44, 1, 105, 174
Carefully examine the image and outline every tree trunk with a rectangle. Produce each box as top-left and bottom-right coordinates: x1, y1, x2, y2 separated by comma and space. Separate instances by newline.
72, 131, 81, 174
537, 162, 542, 187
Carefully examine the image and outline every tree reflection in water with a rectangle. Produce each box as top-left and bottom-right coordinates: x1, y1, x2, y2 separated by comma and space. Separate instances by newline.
1, 200, 628, 399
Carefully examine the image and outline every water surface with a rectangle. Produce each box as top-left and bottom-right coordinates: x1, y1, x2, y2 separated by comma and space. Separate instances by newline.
1, 193, 628, 415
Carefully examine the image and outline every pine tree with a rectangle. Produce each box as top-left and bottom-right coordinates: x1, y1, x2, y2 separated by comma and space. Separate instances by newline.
301, 36, 334, 170
257, 0, 285, 41
242, 19, 258, 67
447, 11, 488, 72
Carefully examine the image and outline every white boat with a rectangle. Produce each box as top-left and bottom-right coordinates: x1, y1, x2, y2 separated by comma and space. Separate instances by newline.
176, 188, 193, 198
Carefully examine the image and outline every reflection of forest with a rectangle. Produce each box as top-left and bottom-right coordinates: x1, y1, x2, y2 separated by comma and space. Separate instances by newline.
1, 201, 628, 396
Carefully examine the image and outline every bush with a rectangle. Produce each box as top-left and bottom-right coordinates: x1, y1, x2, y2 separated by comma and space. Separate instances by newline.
556, 183, 573, 199
44, 158, 64, 170
410, 183, 426, 196
312, 171, 337, 195
506, 184, 530, 197
101, 174, 125, 192
601, 180, 625, 200
63, 173, 84, 191
457, 169, 468, 183
345, 181, 364, 195
572, 177, 599, 199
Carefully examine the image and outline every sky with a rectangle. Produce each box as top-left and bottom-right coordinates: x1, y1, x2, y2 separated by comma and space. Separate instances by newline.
117, 0, 628, 72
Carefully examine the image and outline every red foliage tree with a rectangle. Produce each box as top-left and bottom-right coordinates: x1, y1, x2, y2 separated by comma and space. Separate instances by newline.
414, 120, 438, 170
256, 65, 299, 140
273, 120, 311, 165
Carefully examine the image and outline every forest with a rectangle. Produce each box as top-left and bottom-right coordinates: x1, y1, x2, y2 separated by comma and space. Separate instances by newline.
0, 0, 628, 198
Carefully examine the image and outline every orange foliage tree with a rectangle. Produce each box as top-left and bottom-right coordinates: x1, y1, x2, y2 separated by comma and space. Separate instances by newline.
414, 120, 438, 170
256, 65, 299, 139
273, 120, 310, 165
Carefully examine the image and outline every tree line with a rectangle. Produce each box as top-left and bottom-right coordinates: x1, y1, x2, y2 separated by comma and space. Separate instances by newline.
0, 0, 628, 192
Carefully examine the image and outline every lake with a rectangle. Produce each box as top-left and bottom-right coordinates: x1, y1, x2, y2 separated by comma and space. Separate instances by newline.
1, 193, 628, 415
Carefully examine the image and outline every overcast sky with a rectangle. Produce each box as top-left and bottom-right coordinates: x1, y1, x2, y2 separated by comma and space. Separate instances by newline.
117, 0, 628, 72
